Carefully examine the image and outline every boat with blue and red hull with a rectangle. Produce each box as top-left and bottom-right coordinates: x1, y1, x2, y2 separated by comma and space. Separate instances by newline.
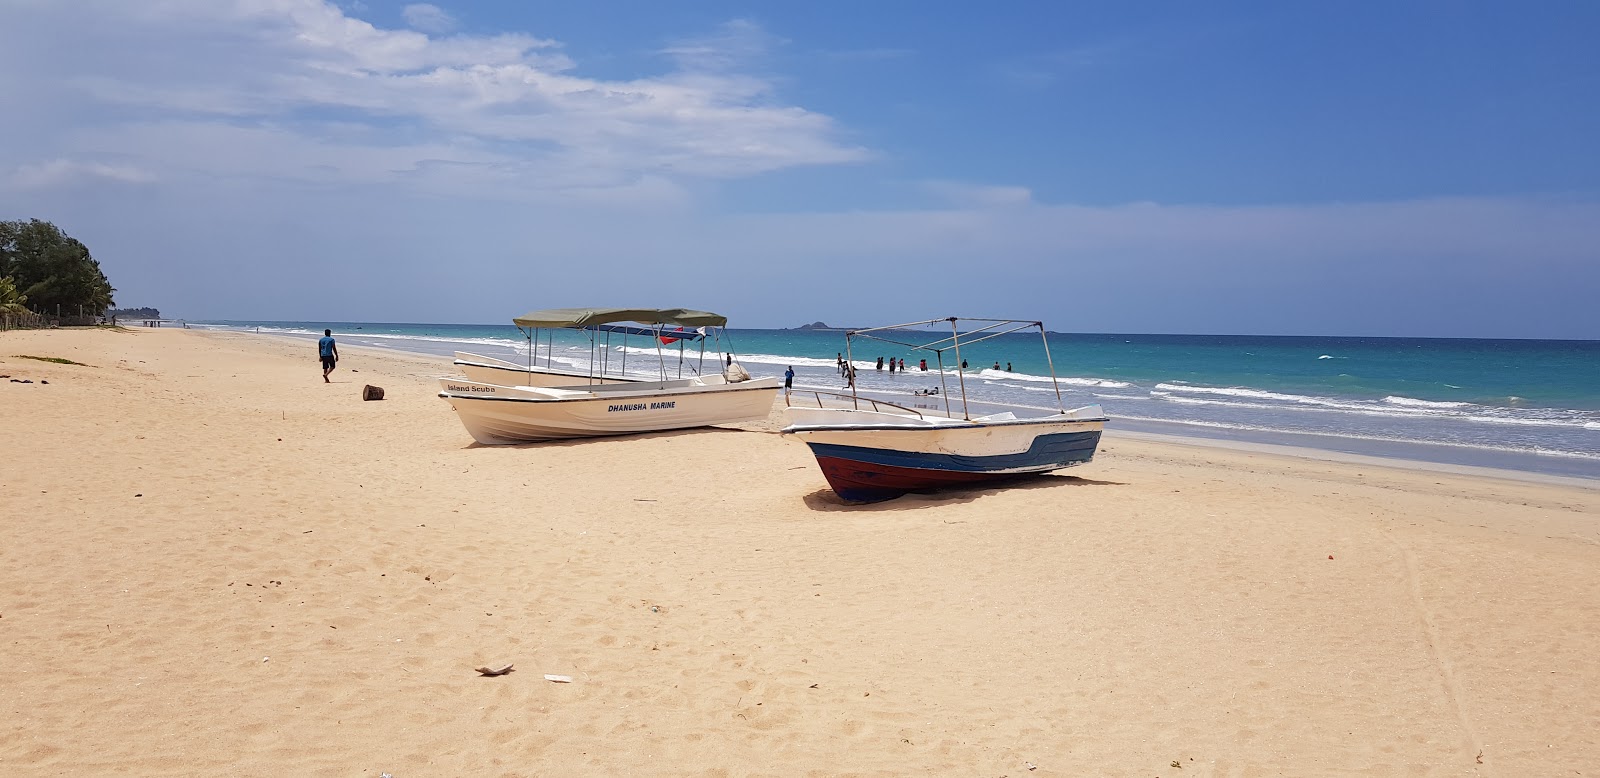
803, 426, 1104, 502
780, 315, 1109, 503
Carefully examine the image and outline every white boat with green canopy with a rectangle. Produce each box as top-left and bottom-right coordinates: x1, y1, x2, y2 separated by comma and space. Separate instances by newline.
453, 307, 734, 387
440, 307, 779, 444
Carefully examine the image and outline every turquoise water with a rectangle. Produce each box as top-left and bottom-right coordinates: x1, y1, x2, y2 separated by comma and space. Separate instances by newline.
200, 320, 1600, 475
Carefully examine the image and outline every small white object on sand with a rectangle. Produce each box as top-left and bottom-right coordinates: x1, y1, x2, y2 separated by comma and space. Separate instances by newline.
474, 663, 514, 676
543, 674, 573, 683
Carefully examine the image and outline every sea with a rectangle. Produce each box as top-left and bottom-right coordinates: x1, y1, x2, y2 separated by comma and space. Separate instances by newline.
196, 321, 1600, 480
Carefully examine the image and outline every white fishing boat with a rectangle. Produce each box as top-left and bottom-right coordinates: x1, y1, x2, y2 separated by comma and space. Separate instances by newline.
440, 374, 779, 444
440, 307, 779, 444
781, 317, 1108, 502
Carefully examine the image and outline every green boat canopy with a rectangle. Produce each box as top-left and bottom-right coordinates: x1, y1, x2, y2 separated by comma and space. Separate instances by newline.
512, 307, 728, 329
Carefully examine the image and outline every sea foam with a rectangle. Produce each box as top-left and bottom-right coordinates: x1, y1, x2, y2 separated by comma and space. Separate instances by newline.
1383, 395, 1470, 409
978, 368, 1131, 388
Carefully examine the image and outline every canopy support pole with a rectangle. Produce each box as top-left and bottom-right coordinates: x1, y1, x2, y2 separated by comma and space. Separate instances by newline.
1037, 324, 1066, 412
949, 318, 970, 420
655, 325, 667, 381
935, 350, 952, 417
846, 332, 858, 409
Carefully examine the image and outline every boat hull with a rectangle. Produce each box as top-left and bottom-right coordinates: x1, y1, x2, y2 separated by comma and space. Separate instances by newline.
790, 416, 1104, 502
440, 378, 780, 444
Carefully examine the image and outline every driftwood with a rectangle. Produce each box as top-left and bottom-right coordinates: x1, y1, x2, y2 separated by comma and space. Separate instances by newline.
362, 385, 385, 401
474, 663, 514, 676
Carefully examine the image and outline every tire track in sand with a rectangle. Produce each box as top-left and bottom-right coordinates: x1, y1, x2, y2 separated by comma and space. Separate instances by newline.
1389, 534, 1495, 777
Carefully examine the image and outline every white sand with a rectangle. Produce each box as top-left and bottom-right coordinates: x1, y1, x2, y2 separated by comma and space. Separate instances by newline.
2, 327, 1596, 776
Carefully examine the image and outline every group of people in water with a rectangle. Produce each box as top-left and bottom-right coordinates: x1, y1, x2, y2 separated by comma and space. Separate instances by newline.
826, 353, 1016, 390
837, 354, 923, 376
834, 354, 1014, 375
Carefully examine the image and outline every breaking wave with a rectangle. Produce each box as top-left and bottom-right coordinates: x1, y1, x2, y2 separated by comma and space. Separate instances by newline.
979, 368, 1131, 388
1383, 395, 1470, 409
1152, 383, 1600, 431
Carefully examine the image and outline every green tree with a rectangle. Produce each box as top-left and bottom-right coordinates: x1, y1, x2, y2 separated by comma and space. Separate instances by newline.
0, 275, 27, 315
0, 219, 115, 314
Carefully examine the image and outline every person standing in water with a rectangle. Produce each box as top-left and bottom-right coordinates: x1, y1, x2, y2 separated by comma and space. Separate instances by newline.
1006, 362, 1013, 372
318, 329, 339, 383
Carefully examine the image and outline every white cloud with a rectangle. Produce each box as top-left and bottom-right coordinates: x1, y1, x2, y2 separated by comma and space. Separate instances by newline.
922, 181, 1034, 208
0, 0, 865, 201
10, 158, 157, 189
401, 3, 455, 34
662, 19, 781, 72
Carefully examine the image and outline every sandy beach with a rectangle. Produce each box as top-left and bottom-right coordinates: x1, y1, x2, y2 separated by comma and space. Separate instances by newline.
2, 327, 1597, 777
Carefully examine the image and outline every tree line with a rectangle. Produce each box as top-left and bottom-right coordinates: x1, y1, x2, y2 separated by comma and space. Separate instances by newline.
0, 219, 116, 318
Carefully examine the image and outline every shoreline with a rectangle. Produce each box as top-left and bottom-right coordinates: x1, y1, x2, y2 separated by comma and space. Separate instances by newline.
233, 325, 1600, 487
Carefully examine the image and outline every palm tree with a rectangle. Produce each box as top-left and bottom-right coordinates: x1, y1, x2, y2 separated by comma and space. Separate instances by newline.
0, 275, 27, 315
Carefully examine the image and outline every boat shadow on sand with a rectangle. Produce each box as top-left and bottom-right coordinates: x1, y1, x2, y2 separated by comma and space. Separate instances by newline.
801, 473, 1127, 512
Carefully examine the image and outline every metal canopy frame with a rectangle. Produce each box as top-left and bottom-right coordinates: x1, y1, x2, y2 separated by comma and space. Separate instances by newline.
843, 317, 1067, 420
513, 315, 730, 386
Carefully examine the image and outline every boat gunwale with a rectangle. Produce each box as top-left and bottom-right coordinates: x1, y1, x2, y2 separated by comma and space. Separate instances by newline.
781, 411, 1108, 435
439, 381, 780, 405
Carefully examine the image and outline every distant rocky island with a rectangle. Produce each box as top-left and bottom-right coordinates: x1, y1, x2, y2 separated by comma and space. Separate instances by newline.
790, 321, 916, 332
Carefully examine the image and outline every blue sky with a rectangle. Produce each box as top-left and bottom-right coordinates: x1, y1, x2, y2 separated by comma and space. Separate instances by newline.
1, 1, 1596, 337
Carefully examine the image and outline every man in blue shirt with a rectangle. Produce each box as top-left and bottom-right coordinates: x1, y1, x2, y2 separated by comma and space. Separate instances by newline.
783, 366, 795, 391
318, 329, 339, 383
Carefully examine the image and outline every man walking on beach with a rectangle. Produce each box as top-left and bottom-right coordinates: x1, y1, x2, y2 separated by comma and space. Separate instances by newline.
319, 329, 339, 383
784, 366, 795, 392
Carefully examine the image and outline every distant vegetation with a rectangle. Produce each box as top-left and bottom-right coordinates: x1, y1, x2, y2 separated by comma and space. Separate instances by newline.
0, 219, 116, 317
13, 354, 89, 366
107, 307, 161, 319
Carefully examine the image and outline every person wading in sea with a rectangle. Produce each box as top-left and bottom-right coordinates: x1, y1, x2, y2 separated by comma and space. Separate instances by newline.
318, 329, 339, 383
